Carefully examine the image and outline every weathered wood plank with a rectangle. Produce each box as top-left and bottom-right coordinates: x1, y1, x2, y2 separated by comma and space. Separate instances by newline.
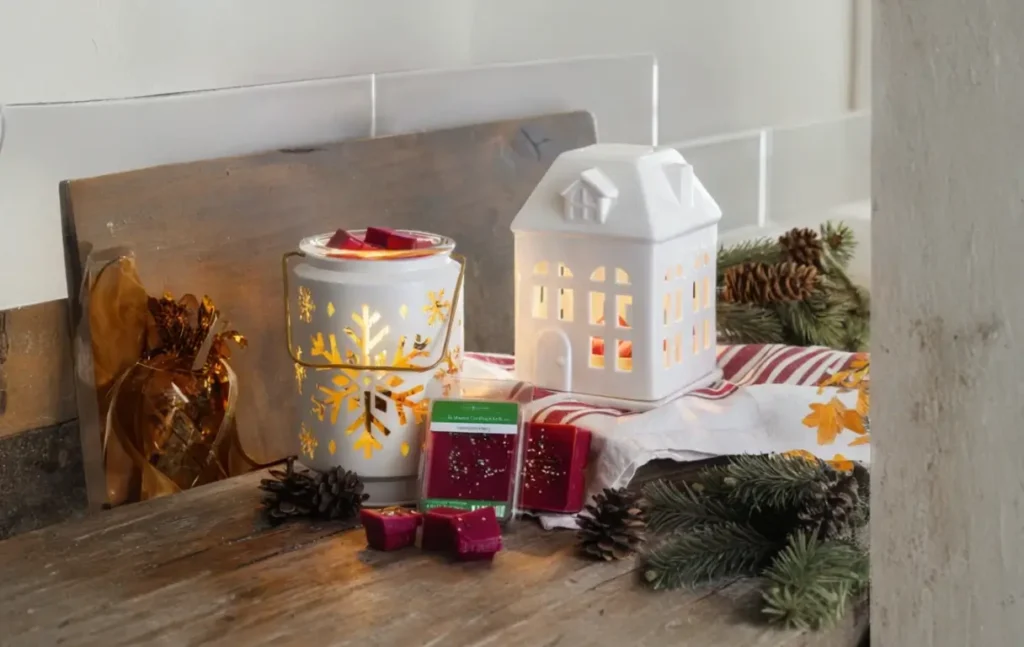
0, 299, 76, 438
0, 470, 865, 646
60, 112, 597, 472
873, 2, 1024, 645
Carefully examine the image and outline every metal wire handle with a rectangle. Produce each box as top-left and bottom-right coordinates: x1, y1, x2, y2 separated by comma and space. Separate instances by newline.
282, 250, 466, 372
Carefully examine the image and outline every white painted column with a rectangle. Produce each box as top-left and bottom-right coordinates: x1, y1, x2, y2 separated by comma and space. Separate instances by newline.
873, 1, 1024, 644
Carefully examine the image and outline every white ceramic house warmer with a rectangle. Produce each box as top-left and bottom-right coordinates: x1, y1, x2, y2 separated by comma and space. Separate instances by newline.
283, 230, 465, 505
511, 144, 722, 408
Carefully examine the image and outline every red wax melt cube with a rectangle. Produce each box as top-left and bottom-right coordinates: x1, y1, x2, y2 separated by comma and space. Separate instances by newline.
520, 423, 592, 513
365, 227, 432, 250
423, 431, 517, 503
325, 229, 380, 251
451, 506, 503, 561
422, 507, 462, 552
360, 508, 423, 551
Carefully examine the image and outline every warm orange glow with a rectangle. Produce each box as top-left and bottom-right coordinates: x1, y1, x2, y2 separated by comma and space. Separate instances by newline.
589, 336, 606, 368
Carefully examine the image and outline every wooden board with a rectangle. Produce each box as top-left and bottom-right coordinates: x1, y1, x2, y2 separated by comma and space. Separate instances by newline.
60, 112, 597, 471
0, 469, 867, 647
0, 299, 77, 439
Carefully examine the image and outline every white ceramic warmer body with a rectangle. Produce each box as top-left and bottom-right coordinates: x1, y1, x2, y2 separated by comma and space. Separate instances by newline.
510, 144, 724, 408
286, 231, 464, 505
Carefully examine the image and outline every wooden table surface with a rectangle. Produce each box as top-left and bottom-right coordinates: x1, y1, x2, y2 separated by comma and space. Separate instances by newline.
0, 470, 866, 647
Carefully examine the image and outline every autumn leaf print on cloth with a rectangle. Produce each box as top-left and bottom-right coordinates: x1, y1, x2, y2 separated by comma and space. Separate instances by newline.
802, 354, 870, 447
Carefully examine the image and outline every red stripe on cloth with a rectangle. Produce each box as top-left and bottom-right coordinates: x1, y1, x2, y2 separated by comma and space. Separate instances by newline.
755, 347, 826, 384
466, 352, 515, 367
790, 350, 840, 386
737, 346, 798, 380
690, 381, 740, 400
719, 344, 768, 380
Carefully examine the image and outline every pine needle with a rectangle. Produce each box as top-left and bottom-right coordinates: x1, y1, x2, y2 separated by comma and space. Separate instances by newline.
642, 479, 745, 533
717, 301, 785, 344
641, 521, 781, 589
819, 221, 856, 269
717, 238, 781, 279
760, 532, 869, 630
722, 454, 832, 512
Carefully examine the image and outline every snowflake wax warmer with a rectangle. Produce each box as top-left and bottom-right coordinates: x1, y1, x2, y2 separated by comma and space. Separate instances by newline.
284, 229, 465, 506
420, 398, 525, 522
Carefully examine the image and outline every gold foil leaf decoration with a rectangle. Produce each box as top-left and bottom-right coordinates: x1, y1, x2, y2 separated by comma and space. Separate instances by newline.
399, 304, 409, 319
298, 286, 315, 323
401, 442, 410, 457
327, 302, 336, 318
329, 439, 337, 456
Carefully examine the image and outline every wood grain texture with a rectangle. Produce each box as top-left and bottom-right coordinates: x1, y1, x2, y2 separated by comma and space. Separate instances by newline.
0, 469, 865, 647
873, 2, 1024, 645
0, 299, 77, 438
60, 112, 597, 467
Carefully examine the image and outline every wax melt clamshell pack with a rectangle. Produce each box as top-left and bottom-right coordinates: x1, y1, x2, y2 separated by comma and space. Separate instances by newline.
418, 377, 534, 523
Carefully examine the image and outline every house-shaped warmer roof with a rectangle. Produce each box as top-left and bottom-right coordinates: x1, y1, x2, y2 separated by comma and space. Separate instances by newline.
510, 144, 722, 242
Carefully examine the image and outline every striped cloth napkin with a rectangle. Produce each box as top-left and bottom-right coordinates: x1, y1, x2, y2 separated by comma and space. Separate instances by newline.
463, 344, 870, 530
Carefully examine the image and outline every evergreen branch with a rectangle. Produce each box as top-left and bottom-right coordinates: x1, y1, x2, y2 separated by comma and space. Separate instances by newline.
641, 521, 782, 590
774, 285, 849, 350
722, 454, 832, 512
717, 238, 782, 280
642, 479, 744, 534
819, 221, 856, 269
716, 301, 785, 344
760, 531, 869, 630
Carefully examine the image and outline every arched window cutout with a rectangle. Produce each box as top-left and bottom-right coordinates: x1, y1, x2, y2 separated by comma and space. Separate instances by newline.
662, 293, 671, 326
676, 264, 684, 279
664, 269, 672, 282
558, 263, 573, 278
590, 266, 606, 282
692, 282, 699, 312
703, 252, 711, 266
615, 268, 630, 285
662, 338, 671, 368
692, 325, 699, 354
704, 319, 712, 349
534, 261, 549, 275
694, 255, 702, 270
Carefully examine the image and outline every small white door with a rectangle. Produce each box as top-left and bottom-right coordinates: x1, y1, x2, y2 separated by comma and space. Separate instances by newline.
534, 329, 572, 392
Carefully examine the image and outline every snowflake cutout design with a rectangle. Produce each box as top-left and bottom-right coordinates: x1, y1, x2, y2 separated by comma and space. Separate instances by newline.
299, 423, 318, 459
423, 289, 451, 326
294, 347, 306, 394
435, 345, 462, 396
309, 306, 432, 459
297, 286, 315, 323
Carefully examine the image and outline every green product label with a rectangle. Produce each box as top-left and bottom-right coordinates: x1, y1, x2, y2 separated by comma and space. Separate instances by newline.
421, 498, 507, 517
429, 399, 519, 435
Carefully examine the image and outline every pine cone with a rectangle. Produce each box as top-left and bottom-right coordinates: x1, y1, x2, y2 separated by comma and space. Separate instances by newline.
577, 487, 646, 561
311, 466, 368, 521
721, 262, 818, 305
795, 464, 866, 541
259, 457, 368, 526
779, 227, 824, 269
